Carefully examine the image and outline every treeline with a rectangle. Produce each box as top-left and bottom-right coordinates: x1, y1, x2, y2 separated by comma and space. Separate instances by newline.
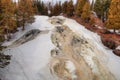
0, 0, 35, 42
0, 0, 35, 68
34, 0, 120, 32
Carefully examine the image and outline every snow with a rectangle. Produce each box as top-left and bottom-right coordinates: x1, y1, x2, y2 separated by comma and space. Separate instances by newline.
62, 16, 120, 80
0, 16, 56, 80
116, 46, 120, 50
65, 60, 77, 79
109, 29, 120, 35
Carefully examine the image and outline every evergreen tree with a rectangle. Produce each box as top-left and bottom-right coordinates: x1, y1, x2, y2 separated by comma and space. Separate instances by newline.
43, 6, 48, 15
34, 1, 48, 15
34, 0, 41, 14
0, 0, 11, 68
94, 0, 111, 22
58, 1, 62, 14
53, 1, 62, 16
75, 0, 86, 16
49, 3, 54, 16
0, 0, 4, 41
94, 0, 102, 18
81, 0, 91, 22
90, 0, 94, 11
0, 0, 3, 24
18, 0, 35, 30
0, 0, 16, 40
62, 1, 68, 14
53, 2, 60, 15
48, 2, 53, 16
104, 0, 111, 20
67, 0, 74, 16
105, 0, 120, 32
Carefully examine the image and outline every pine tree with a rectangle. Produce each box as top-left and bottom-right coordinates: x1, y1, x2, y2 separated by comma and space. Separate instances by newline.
62, 1, 68, 14
0, 0, 3, 23
18, 0, 35, 30
0, 0, 4, 41
34, 1, 49, 15
90, 0, 94, 11
81, 0, 91, 22
67, 0, 74, 16
103, 0, 111, 20
48, 2, 53, 16
75, 0, 86, 16
43, 6, 48, 15
0, 0, 16, 40
49, 3, 54, 16
0, 0, 11, 68
94, 0, 103, 19
94, 0, 111, 22
34, 0, 41, 14
53, 2, 59, 15
58, 1, 62, 14
105, 0, 120, 32
53, 1, 62, 16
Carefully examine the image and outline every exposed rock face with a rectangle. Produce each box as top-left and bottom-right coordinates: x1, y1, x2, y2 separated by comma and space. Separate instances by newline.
6, 29, 49, 48
49, 17, 116, 80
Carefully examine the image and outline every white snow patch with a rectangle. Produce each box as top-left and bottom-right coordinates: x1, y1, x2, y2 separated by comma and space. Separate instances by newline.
109, 29, 120, 35
65, 60, 77, 79
116, 46, 120, 50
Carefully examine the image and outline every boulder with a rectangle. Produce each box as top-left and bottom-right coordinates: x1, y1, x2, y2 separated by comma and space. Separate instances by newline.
113, 49, 120, 56
102, 38, 117, 49
101, 29, 111, 34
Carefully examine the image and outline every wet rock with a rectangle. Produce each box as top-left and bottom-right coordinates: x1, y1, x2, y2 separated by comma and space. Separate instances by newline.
48, 17, 65, 25
56, 26, 64, 33
8, 29, 41, 48
71, 36, 88, 46
72, 36, 80, 44
0, 53, 11, 68
51, 49, 61, 57
113, 49, 120, 56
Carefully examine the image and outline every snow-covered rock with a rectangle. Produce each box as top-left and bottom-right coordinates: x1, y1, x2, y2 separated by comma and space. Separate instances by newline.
49, 16, 120, 80
1, 15, 120, 80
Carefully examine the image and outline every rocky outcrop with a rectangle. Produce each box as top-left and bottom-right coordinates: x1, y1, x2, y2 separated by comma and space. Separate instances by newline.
49, 17, 116, 80
6, 29, 49, 48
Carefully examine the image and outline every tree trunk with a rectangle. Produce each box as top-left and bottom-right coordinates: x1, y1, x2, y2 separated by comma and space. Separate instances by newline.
114, 28, 116, 33
22, 22, 25, 30
22, 15, 25, 31
6, 29, 11, 41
